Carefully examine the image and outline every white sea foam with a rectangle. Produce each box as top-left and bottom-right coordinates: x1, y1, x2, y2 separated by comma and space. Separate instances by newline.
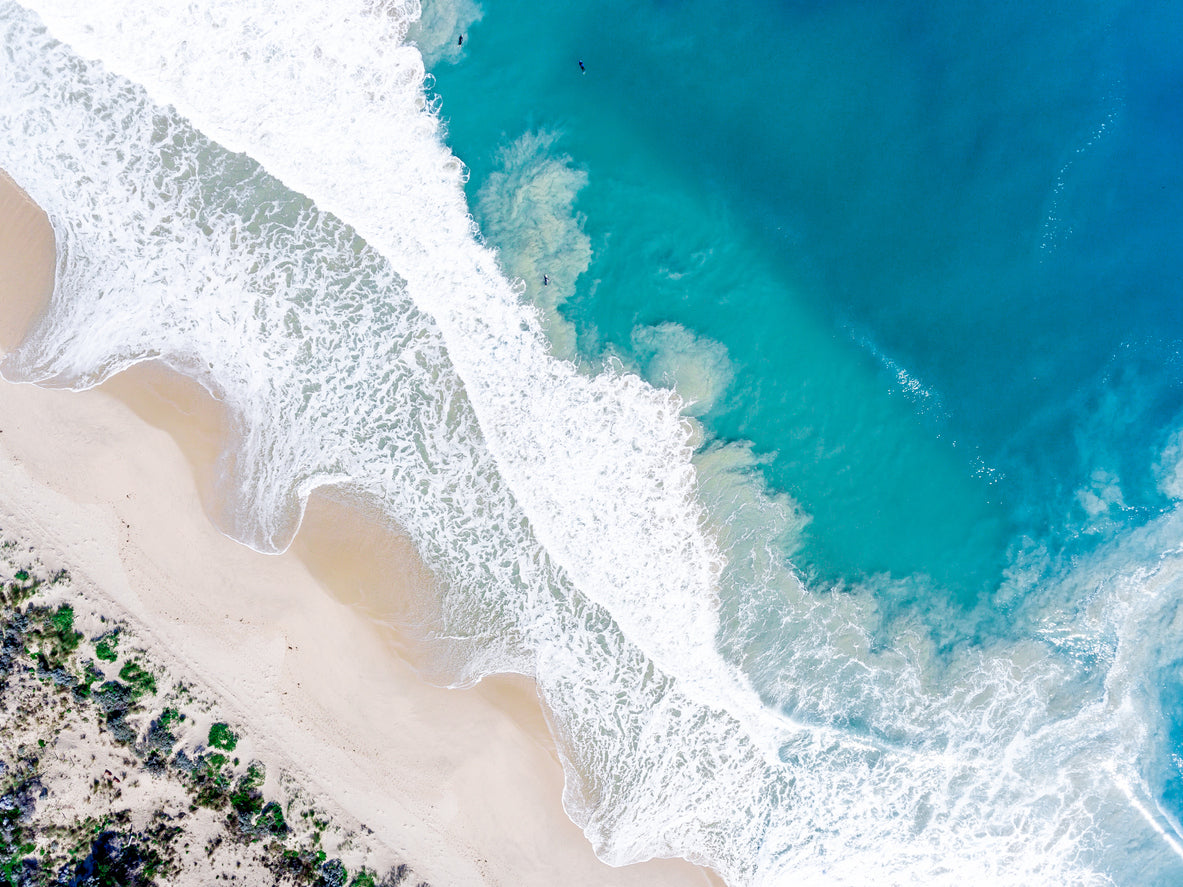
3, 2, 1183, 884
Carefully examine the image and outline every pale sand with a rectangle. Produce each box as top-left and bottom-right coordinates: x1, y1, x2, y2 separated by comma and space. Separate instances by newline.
0, 173, 723, 886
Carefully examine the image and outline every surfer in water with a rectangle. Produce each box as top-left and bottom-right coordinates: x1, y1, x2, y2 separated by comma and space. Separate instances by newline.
543, 274, 549, 286
578, 59, 585, 73
458, 34, 463, 46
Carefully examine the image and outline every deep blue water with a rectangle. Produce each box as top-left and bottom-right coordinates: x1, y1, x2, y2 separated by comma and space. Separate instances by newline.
429, 0, 1183, 603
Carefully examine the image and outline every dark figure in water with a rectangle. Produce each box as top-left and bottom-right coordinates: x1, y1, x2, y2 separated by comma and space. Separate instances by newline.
458, 34, 463, 46
578, 59, 585, 73
543, 274, 549, 286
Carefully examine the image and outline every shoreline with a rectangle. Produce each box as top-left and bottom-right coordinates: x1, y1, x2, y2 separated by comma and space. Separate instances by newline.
0, 172, 722, 885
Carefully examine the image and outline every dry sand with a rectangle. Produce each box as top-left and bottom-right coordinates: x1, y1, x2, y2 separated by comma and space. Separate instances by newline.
0, 172, 722, 886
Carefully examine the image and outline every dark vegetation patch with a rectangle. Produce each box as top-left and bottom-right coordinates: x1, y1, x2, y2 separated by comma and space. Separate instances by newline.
93, 633, 118, 663
207, 722, 237, 752
116, 661, 156, 699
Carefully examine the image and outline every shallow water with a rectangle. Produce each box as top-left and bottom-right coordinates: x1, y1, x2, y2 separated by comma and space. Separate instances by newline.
4, 0, 1183, 883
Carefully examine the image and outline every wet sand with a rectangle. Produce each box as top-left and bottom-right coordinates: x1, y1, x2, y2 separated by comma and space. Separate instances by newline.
0, 170, 55, 353
0, 170, 722, 886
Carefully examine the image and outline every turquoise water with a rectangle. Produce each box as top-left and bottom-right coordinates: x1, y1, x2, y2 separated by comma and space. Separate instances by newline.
431, 0, 1183, 602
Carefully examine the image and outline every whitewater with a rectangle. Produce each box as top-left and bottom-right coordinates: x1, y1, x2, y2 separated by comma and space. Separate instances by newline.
3, 1, 1183, 884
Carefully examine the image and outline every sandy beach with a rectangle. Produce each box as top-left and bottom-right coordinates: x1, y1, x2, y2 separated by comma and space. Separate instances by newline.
0, 172, 721, 886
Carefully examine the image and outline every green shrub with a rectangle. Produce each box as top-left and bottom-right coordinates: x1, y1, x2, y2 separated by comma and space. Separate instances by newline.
207, 722, 238, 751
117, 661, 156, 698
94, 635, 118, 662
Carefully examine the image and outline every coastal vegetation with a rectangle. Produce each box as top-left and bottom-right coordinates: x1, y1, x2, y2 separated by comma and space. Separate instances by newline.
0, 533, 427, 887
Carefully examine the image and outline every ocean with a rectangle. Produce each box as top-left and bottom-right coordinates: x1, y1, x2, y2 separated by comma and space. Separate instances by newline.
2, 0, 1183, 883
